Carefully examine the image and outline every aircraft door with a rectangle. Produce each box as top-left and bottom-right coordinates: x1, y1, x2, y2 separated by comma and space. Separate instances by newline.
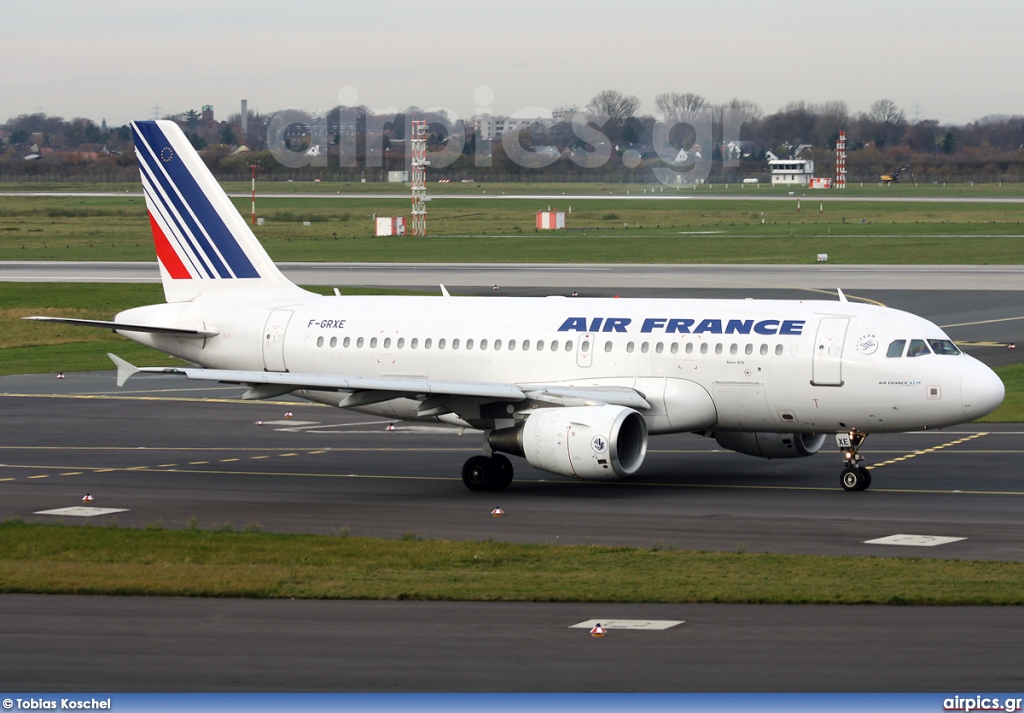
263, 309, 293, 372
576, 333, 594, 368
811, 317, 849, 386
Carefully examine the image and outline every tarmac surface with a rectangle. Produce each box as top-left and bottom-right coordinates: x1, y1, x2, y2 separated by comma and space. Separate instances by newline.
1, 268, 1022, 692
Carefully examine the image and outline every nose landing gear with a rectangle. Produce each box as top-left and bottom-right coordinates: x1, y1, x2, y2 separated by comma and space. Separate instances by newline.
837, 429, 871, 491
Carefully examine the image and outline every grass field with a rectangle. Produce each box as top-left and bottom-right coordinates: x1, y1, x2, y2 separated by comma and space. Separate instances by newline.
1, 192, 1023, 263
2, 520, 1023, 604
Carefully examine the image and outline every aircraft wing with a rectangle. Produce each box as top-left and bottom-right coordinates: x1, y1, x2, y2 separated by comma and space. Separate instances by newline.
108, 354, 650, 410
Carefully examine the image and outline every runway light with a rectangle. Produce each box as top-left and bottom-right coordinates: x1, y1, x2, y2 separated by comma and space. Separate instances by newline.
284, 411, 293, 418
256, 420, 264, 426
386, 422, 396, 431
590, 623, 606, 637
491, 507, 504, 517
57, 372, 65, 379
82, 493, 94, 503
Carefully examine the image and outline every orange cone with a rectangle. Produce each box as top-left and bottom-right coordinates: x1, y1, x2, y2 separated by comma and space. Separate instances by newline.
590, 623, 606, 637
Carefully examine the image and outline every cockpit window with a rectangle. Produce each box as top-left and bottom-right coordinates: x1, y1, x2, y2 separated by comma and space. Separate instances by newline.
906, 339, 931, 357
928, 339, 961, 356
886, 339, 906, 358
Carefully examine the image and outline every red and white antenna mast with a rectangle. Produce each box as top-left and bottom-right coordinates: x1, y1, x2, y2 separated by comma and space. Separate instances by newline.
834, 131, 847, 189
410, 118, 428, 236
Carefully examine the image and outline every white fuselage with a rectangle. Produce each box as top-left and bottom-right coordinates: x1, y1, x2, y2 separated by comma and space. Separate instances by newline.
117, 292, 1003, 436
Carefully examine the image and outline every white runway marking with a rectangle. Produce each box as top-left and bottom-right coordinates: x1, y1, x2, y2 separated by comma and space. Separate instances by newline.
863, 534, 967, 547
34, 507, 128, 517
570, 619, 684, 630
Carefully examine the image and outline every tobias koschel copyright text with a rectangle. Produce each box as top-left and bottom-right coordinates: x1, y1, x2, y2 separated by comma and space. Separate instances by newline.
3, 699, 110, 710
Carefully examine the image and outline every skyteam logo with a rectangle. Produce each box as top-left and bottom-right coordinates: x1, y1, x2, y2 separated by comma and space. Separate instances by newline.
592, 435, 609, 455
132, 121, 260, 281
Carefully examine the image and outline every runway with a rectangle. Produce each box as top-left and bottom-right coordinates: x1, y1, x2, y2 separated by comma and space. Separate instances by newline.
2, 267, 1022, 692
1, 373, 1024, 691
4, 260, 1024, 291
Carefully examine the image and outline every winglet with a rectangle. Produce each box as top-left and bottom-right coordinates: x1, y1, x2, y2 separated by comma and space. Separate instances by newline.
837, 287, 848, 303
107, 353, 140, 387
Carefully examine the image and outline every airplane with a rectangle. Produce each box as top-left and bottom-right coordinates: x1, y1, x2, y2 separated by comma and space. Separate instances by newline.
27, 120, 1006, 493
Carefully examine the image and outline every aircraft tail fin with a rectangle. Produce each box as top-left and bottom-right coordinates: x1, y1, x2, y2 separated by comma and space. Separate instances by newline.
131, 120, 306, 303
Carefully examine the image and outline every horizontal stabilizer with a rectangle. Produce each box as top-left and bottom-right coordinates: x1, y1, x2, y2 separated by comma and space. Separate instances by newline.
25, 316, 218, 339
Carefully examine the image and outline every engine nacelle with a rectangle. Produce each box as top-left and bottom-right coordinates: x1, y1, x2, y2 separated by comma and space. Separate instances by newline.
492, 405, 648, 480
713, 431, 827, 459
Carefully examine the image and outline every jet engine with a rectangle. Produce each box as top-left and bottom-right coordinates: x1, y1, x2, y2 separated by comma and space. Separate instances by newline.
489, 404, 648, 479
712, 431, 826, 459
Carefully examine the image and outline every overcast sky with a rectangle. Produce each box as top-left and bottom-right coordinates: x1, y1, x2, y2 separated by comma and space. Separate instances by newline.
3, 0, 1022, 126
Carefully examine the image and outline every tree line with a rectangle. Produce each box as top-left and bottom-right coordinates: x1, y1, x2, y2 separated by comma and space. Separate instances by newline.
2, 93, 1023, 182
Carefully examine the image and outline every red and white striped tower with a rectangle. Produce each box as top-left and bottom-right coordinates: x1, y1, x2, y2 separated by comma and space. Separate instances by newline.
249, 163, 258, 224
411, 119, 428, 236
834, 131, 847, 189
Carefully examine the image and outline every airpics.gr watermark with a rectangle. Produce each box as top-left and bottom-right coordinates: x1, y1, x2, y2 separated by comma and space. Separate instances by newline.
943, 695, 1024, 712
264, 85, 755, 186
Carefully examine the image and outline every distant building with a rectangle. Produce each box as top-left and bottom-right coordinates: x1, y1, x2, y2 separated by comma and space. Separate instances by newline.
201, 105, 214, 122
768, 158, 814, 186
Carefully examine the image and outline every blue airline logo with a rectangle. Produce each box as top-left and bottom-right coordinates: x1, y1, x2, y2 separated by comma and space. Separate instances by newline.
557, 317, 805, 336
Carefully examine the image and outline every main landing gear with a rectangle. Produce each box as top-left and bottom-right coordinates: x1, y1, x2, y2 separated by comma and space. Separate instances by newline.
837, 428, 871, 491
462, 454, 514, 492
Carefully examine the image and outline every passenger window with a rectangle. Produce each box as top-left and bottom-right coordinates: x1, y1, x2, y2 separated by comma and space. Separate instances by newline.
775, 344, 783, 356
928, 339, 961, 355
383, 337, 391, 348
759, 344, 768, 356
581, 340, 590, 353
564, 341, 573, 351
626, 342, 635, 353
424, 338, 432, 349
685, 343, 693, 354
670, 342, 678, 354
656, 342, 664, 354
479, 339, 487, 350
700, 343, 708, 354
550, 340, 558, 351
343, 336, 351, 348
397, 338, 405, 349
715, 343, 723, 355
494, 339, 502, 350
410, 338, 418, 349
745, 344, 753, 356
508, 340, 516, 351
357, 337, 365, 348
604, 341, 613, 352
452, 339, 460, 350
536, 340, 544, 351
729, 344, 738, 355
466, 339, 473, 350
316, 336, 324, 348
886, 339, 906, 358
522, 340, 530, 351
438, 338, 447, 350
907, 339, 931, 357
370, 337, 378, 348
641, 342, 649, 354
329, 336, 337, 348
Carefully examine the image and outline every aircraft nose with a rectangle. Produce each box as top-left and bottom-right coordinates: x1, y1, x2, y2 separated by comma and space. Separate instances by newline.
961, 364, 1005, 420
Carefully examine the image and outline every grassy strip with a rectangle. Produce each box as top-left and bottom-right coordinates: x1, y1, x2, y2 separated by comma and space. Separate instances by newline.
1, 521, 1022, 604
2, 193, 1024, 263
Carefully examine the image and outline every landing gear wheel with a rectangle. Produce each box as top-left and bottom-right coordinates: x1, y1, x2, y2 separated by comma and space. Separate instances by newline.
840, 466, 869, 492
858, 466, 872, 489
491, 453, 514, 490
462, 455, 496, 492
